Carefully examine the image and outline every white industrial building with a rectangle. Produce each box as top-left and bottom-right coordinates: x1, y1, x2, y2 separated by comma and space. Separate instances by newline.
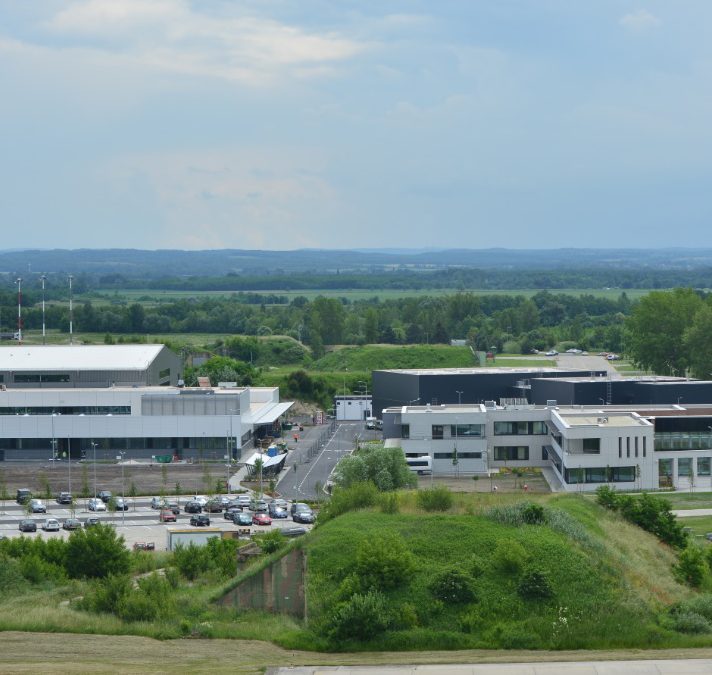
383, 401, 712, 492
334, 394, 372, 421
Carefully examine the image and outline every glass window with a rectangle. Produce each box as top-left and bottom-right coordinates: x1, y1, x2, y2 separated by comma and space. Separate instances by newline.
634, 437, 639, 458
626, 437, 630, 458
493, 446, 529, 461
618, 437, 622, 458
401, 424, 410, 440
450, 424, 484, 437
643, 436, 647, 457
678, 458, 692, 477
585, 467, 608, 483
532, 421, 548, 435
697, 457, 711, 477
611, 466, 636, 482
432, 425, 443, 440
582, 438, 600, 453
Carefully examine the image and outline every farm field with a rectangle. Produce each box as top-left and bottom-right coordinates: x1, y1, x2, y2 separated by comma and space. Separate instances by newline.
82, 287, 654, 304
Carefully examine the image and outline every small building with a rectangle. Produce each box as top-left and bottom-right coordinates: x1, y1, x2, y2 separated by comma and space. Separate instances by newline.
334, 394, 372, 421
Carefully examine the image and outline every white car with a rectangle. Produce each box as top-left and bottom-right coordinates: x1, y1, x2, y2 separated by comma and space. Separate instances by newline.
88, 498, 107, 512
545, 350, 558, 357
235, 494, 251, 507
42, 518, 60, 532
565, 348, 582, 354
193, 495, 208, 507
607, 354, 621, 361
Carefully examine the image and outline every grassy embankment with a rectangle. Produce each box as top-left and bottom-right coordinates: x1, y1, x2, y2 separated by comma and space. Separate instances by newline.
0, 492, 707, 654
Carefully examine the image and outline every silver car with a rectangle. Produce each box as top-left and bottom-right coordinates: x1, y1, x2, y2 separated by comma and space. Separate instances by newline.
88, 498, 107, 512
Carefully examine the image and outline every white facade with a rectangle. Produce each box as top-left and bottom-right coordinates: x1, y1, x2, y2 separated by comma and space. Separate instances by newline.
384, 403, 666, 492
0, 385, 291, 462
335, 395, 372, 421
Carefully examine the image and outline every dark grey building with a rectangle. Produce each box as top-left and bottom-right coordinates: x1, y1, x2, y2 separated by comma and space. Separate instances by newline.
372, 367, 606, 417
0, 344, 182, 388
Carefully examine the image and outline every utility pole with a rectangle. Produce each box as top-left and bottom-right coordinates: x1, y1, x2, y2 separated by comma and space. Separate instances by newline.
16, 277, 22, 343
40, 275, 47, 344
68, 274, 74, 345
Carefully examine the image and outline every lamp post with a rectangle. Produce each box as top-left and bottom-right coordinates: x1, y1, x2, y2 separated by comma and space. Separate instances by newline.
68, 274, 74, 345
91, 441, 97, 498
15, 277, 22, 343
117, 451, 126, 526
456, 390, 463, 405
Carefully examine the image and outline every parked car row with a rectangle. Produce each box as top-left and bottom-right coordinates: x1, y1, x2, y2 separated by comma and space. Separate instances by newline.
18, 516, 102, 533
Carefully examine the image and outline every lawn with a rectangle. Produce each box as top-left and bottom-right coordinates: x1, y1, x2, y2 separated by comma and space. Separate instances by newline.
313, 344, 476, 371
654, 492, 712, 510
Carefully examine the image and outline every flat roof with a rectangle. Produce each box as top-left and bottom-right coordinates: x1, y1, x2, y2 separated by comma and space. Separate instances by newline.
557, 412, 650, 428
0, 344, 168, 371
377, 367, 589, 376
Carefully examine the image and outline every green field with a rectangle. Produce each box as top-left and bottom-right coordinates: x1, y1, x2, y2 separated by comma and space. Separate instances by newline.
84, 287, 654, 304
314, 344, 476, 371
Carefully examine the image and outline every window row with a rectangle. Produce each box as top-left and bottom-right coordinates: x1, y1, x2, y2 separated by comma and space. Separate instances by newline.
660, 457, 712, 478
493, 421, 548, 436
433, 452, 482, 459
618, 436, 647, 459
493, 446, 529, 461
564, 466, 637, 484
0, 406, 131, 416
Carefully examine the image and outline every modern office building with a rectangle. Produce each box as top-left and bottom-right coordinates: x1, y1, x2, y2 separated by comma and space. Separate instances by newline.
0, 384, 292, 462
383, 400, 712, 492
0, 344, 183, 388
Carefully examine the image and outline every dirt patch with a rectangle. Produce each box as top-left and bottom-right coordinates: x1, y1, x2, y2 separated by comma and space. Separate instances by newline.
419, 470, 550, 493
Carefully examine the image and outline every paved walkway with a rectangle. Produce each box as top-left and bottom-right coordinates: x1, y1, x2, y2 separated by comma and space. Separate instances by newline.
674, 509, 712, 517
271, 658, 712, 675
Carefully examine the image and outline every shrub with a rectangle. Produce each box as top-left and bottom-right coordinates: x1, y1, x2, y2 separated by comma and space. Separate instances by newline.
676, 546, 708, 587
674, 594, 712, 621
517, 567, 554, 600
493, 539, 528, 576
670, 611, 712, 634
522, 502, 545, 525
595, 485, 618, 510
19, 554, 65, 585
397, 602, 419, 629
253, 530, 285, 554
469, 555, 485, 578
0, 554, 29, 595
329, 590, 392, 642
353, 534, 415, 591
416, 485, 453, 512
459, 608, 484, 634
429, 566, 475, 604
379, 492, 400, 514
318, 482, 379, 523
173, 542, 209, 581
65, 524, 131, 579
82, 574, 132, 614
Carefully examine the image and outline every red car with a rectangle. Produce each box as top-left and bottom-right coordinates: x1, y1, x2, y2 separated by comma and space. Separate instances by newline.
252, 513, 272, 526
159, 509, 177, 523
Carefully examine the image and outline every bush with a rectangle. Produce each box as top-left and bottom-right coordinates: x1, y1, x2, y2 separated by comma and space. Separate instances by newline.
318, 482, 379, 523
0, 553, 29, 595
522, 503, 545, 525
670, 611, 712, 634
379, 492, 400, 514
676, 546, 708, 587
353, 534, 415, 591
173, 542, 209, 580
333, 445, 416, 491
429, 566, 475, 604
517, 567, 554, 600
459, 608, 484, 634
82, 574, 132, 614
595, 485, 618, 510
416, 485, 453, 512
65, 524, 131, 579
673, 594, 712, 621
253, 529, 285, 554
493, 539, 528, 576
329, 590, 392, 642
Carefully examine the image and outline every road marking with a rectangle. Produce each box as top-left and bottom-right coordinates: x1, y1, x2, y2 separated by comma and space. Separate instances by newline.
296, 425, 347, 492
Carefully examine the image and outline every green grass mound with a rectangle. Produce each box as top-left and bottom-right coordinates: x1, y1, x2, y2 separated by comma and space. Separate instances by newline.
313, 344, 475, 371
304, 497, 698, 651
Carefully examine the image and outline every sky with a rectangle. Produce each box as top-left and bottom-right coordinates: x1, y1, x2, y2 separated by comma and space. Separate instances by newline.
1, 1, 711, 251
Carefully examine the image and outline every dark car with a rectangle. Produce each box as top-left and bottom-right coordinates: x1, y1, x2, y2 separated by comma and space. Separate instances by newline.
224, 507, 241, 520
166, 501, 180, 515
97, 490, 112, 504
282, 526, 308, 537
29, 499, 47, 514
84, 516, 101, 528
184, 501, 202, 514
56, 491, 73, 505
228, 511, 253, 527
293, 509, 315, 524
291, 502, 311, 517
16, 489, 32, 505
190, 514, 210, 527
113, 497, 129, 511
19, 519, 37, 533
62, 518, 82, 530
204, 499, 224, 513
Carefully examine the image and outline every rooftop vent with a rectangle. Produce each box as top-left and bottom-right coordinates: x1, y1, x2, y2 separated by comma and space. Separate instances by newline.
484, 400, 497, 410
546, 400, 558, 408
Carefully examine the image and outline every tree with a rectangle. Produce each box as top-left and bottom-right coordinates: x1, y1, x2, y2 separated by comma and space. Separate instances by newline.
333, 445, 416, 491
685, 302, 712, 379
626, 288, 703, 375
65, 524, 131, 579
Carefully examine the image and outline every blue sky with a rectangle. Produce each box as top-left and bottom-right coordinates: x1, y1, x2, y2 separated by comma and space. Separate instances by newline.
1, 1, 710, 250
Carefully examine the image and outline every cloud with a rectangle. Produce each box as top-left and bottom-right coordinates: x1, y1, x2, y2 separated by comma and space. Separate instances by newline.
619, 9, 662, 33
42, 0, 363, 85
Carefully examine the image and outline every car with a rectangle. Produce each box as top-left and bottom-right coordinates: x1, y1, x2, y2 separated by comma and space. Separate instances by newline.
159, 509, 177, 523
226, 499, 244, 511
150, 497, 166, 509
268, 504, 288, 519
29, 499, 46, 513
224, 507, 241, 520
231, 511, 253, 527
97, 490, 112, 503
192, 495, 208, 507
190, 514, 210, 527
56, 491, 73, 505
62, 518, 81, 530
42, 518, 60, 532
545, 350, 558, 357
113, 497, 129, 511
565, 348, 582, 354
88, 498, 107, 512
16, 488, 32, 505
250, 499, 268, 512
282, 526, 308, 537
252, 513, 272, 526
271, 498, 288, 510
217, 495, 231, 507
293, 509, 315, 524
165, 501, 180, 515
184, 500, 202, 514
18, 519, 37, 533
235, 494, 251, 508
204, 499, 224, 513
607, 354, 621, 361
84, 516, 101, 528
291, 502, 311, 517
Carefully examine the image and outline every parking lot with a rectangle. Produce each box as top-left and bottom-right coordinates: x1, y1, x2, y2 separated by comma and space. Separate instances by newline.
0, 496, 314, 550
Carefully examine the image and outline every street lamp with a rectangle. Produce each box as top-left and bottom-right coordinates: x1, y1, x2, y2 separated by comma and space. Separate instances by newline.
91, 441, 98, 497
40, 274, 47, 345
68, 274, 74, 345
117, 452, 126, 526
456, 390, 463, 405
